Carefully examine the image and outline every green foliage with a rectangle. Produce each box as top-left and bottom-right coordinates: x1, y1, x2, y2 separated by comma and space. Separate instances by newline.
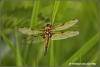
0, 31, 25, 66
30, 1, 40, 28
0, 31, 16, 55
1, 1, 99, 66
62, 33, 99, 66
50, 1, 60, 66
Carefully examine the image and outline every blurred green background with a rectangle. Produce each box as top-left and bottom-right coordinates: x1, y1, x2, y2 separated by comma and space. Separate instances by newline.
1, 1, 99, 66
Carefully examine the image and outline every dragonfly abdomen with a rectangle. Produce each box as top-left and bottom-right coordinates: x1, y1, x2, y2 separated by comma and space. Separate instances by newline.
44, 46, 48, 56
44, 34, 50, 56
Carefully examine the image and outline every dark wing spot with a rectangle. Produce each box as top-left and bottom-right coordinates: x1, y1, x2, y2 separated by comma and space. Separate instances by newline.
72, 19, 75, 20
41, 35, 45, 38
53, 33, 55, 35
62, 23, 65, 26
40, 35, 43, 36
31, 28, 33, 30
62, 32, 64, 33
34, 36, 36, 37
24, 37, 26, 39
51, 32, 55, 35
73, 30, 77, 31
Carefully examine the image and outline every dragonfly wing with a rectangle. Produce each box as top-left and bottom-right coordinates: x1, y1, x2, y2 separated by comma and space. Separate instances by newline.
19, 27, 44, 35
53, 19, 78, 31
22, 35, 44, 44
51, 30, 79, 40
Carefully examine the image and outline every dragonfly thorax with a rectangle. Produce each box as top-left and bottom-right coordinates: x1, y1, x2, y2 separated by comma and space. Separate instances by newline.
43, 29, 52, 38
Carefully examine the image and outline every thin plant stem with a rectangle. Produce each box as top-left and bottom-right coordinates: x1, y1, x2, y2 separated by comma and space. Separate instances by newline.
50, 1, 60, 66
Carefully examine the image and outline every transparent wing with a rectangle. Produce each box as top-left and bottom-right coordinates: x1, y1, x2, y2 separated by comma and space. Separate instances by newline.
22, 35, 44, 44
19, 27, 44, 35
51, 30, 79, 40
53, 19, 78, 31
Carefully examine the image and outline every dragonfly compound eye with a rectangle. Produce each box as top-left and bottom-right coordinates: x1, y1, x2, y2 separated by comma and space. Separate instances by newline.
46, 23, 52, 27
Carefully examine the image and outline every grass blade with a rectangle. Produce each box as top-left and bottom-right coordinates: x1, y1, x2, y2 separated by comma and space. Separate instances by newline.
90, 51, 99, 63
0, 31, 26, 66
0, 31, 16, 55
62, 33, 99, 66
14, 19, 23, 66
50, 1, 60, 66
24, 1, 40, 66
51, 1, 60, 23
30, 1, 40, 28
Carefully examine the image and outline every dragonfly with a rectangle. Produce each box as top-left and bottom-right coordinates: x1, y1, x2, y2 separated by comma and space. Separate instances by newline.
19, 19, 79, 56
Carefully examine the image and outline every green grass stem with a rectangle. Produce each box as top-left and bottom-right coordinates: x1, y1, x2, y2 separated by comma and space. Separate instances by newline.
50, 1, 60, 66
30, 1, 40, 28
14, 19, 23, 66
0, 31, 26, 65
24, 1, 40, 66
62, 33, 99, 66
0, 31, 16, 55
90, 51, 99, 63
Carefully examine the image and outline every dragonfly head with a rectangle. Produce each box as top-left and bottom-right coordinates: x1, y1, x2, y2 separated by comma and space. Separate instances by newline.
46, 23, 52, 28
